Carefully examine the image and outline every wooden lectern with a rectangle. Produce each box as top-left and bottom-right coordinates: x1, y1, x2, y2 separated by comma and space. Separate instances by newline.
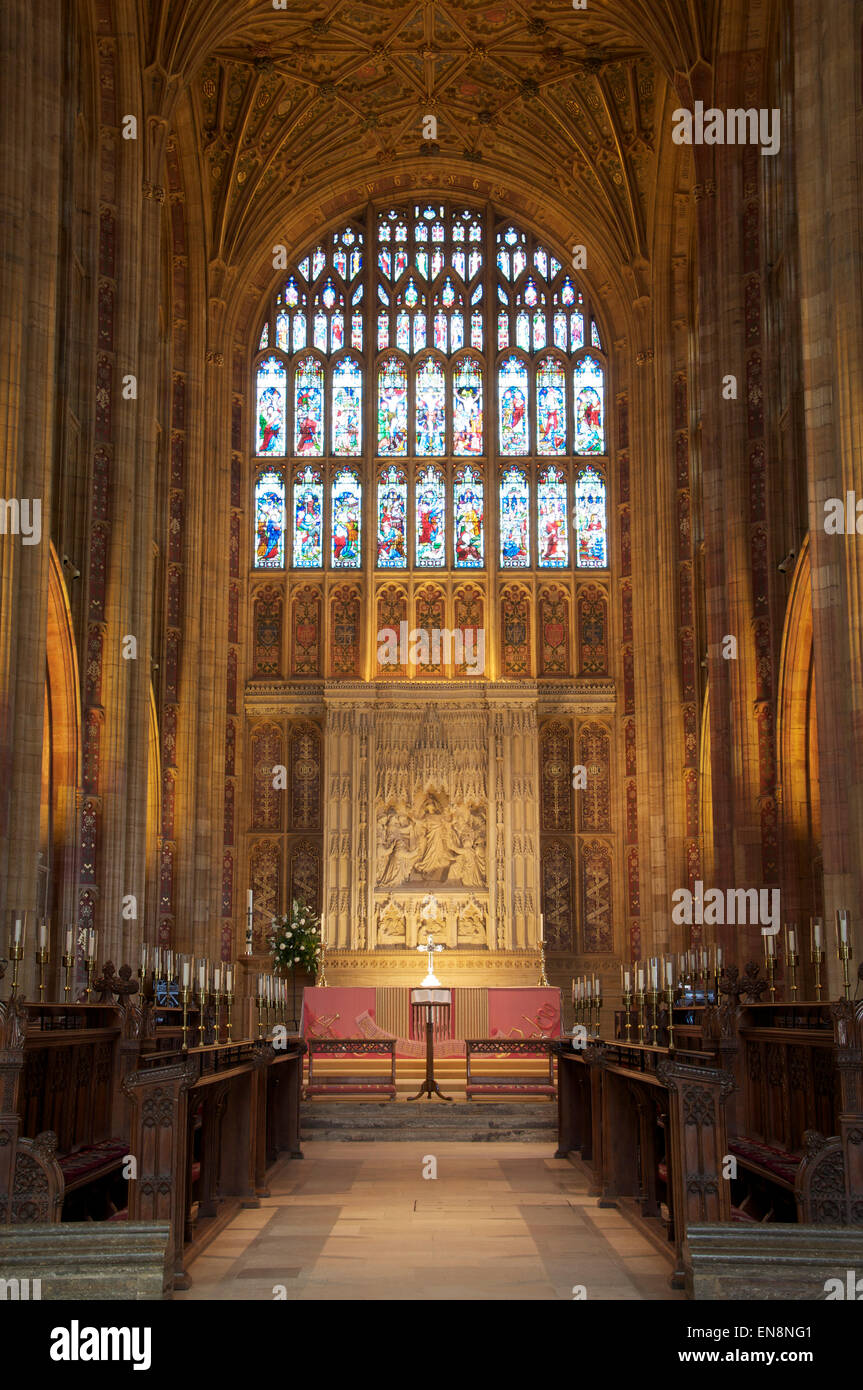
408, 987, 452, 1101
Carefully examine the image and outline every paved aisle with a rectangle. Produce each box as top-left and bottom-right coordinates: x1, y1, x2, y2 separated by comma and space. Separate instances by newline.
177, 1142, 680, 1301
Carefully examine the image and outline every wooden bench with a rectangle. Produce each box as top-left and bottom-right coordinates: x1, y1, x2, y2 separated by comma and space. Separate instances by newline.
465, 1039, 556, 1098
305, 1038, 397, 1098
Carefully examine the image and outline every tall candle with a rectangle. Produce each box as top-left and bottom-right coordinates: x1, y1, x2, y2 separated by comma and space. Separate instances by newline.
65, 926, 73, 955
13, 918, 23, 945
182, 959, 190, 988
650, 958, 658, 989
38, 919, 47, 950
87, 928, 96, 961
665, 958, 674, 987
812, 917, 823, 952
788, 926, 797, 955
226, 965, 234, 993
140, 943, 149, 975
837, 909, 849, 945
765, 931, 775, 959
539, 914, 544, 942
623, 968, 632, 992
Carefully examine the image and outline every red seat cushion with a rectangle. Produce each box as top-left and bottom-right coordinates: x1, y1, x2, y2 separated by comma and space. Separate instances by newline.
59, 1138, 127, 1190
466, 1084, 556, 1096
729, 1137, 801, 1186
306, 1084, 396, 1096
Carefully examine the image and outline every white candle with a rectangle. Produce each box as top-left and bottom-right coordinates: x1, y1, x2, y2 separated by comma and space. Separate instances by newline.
13, 917, 23, 945
539, 913, 544, 942
650, 958, 658, 989
198, 959, 207, 989
182, 959, 190, 988
765, 932, 775, 958
837, 909, 849, 945
812, 917, 823, 952
788, 926, 797, 955
38, 919, 47, 950
594, 975, 600, 995
65, 926, 73, 955
665, 959, 674, 986
623, 968, 631, 992
226, 965, 233, 992
87, 928, 96, 961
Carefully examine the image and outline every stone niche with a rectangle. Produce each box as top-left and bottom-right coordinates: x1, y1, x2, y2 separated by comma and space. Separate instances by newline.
323, 686, 542, 956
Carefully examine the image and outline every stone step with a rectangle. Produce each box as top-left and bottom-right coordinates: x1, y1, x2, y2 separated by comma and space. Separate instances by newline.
301, 1100, 557, 1142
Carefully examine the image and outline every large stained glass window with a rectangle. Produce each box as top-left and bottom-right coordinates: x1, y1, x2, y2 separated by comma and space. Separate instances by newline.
256, 358, 286, 456
332, 356, 362, 455
292, 466, 323, 568
377, 356, 408, 456
453, 465, 484, 568
499, 356, 529, 455
536, 357, 567, 455
294, 357, 324, 456
575, 465, 607, 569
331, 468, 362, 569
255, 470, 286, 568
538, 466, 569, 568
500, 467, 530, 568
453, 359, 483, 456
415, 465, 446, 568
415, 359, 446, 456
574, 356, 605, 454
377, 465, 408, 568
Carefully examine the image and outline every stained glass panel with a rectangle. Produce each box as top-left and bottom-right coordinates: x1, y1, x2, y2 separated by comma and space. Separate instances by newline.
377, 465, 407, 568
332, 356, 363, 455
570, 312, 584, 350
259, 322, 269, 349
453, 359, 483, 457
331, 468, 362, 568
415, 359, 446, 456
256, 357, 285, 456
415, 465, 446, 568
536, 357, 567, 455
292, 315, 307, 351
291, 466, 322, 568
498, 356, 529, 456
294, 358, 324, 456
276, 311, 289, 349
255, 470, 285, 568
377, 356, 408, 455
538, 465, 569, 568
574, 356, 605, 454
471, 311, 483, 350
500, 467, 530, 568
516, 312, 530, 351
453, 466, 484, 568
575, 466, 607, 568
591, 320, 602, 349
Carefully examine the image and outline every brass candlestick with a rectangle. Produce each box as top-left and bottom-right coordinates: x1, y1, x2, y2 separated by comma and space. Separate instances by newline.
839, 941, 853, 1001
225, 991, 234, 1041
198, 987, 207, 1047
594, 991, 603, 1040
62, 952, 73, 1002
637, 987, 646, 1044
256, 991, 264, 1041
666, 986, 676, 1052
37, 946, 49, 1002
766, 953, 777, 1002
787, 950, 799, 1000
538, 940, 549, 988
622, 989, 632, 1042
85, 957, 96, 1002
212, 988, 222, 1045
8, 942, 24, 998
649, 987, 659, 1045
317, 938, 328, 988
811, 949, 825, 1001
181, 986, 191, 1051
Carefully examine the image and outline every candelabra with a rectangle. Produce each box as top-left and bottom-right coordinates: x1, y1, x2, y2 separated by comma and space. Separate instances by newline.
181, 985, 191, 1051
839, 940, 853, 1002
811, 947, 825, 1001
62, 952, 74, 1002
622, 988, 632, 1042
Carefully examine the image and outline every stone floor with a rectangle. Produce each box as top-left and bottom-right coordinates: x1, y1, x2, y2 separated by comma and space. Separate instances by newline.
176, 1142, 683, 1301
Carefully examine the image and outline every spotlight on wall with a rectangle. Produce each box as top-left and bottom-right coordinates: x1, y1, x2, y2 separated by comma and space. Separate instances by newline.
62, 554, 81, 580
777, 550, 796, 574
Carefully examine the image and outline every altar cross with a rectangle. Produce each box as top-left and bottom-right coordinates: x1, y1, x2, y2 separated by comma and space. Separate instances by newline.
417, 933, 444, 978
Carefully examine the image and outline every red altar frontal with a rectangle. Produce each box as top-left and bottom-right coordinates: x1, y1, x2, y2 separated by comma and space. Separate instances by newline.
301, 985, 561, 1058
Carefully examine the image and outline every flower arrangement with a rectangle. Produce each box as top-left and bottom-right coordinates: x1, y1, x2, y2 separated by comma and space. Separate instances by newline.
267, 899, 322, 977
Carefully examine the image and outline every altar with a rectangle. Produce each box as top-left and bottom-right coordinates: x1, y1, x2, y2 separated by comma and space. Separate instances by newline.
301, 985, 561, 1058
